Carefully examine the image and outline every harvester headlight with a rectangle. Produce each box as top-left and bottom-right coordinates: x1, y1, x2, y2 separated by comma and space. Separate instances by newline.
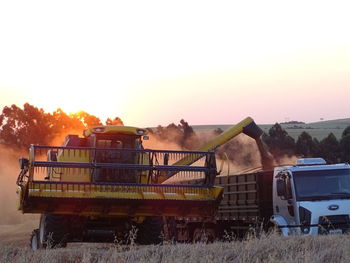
137, 129, 146, 135
94, 127, 105, 133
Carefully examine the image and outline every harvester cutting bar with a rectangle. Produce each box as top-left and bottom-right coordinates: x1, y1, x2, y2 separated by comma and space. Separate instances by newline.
21, 181, 222, 217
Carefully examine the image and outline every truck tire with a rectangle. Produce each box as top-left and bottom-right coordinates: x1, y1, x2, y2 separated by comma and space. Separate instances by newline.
39, 214, 68, 248
30, 229, 40, 251
136, 217, 163, 245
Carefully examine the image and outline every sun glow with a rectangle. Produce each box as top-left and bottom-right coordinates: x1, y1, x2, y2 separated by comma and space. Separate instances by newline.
0, 1, 350, 126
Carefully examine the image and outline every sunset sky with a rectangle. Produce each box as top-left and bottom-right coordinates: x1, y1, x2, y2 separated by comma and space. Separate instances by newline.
0, 1, 349, 127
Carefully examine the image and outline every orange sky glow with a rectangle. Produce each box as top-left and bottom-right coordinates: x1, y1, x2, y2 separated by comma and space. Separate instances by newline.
0, 1, 349, 127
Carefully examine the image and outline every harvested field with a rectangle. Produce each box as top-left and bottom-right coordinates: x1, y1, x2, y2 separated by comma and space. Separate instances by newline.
0, 229, 349, 263
193, 118, 350, 141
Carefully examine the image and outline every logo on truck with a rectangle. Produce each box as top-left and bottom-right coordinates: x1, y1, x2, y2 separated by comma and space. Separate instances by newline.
328, 204, 339, 211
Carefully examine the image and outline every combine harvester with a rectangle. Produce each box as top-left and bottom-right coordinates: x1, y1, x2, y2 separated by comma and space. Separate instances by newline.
17, 117, 264, 249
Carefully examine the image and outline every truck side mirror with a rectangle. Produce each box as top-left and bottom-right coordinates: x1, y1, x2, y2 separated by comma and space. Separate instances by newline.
276, 178, 287, 198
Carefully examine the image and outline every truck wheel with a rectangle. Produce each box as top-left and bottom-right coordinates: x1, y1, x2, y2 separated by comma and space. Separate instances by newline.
30, 229, 40, 251
136, 217, 163, 245
39, 214, 68, 248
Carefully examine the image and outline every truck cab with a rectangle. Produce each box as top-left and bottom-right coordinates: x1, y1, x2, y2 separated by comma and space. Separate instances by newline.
271, 158, 350, 235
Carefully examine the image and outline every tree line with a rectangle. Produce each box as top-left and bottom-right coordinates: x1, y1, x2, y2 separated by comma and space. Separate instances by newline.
0, 103, 122, 149
0, 103, 349, 164
263, 123, 350, 164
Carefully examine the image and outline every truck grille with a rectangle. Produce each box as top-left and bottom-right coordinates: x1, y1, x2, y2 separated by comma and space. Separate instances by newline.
318, 215, 350, 234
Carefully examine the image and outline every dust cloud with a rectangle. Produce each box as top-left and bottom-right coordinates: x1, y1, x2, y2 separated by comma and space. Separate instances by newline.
142, 134, 183, 151
144, 129, 300, 180
0, 146, 38, 236
143, 130, 275, 184
49, 129, 84, 146
0, 130, 84, 238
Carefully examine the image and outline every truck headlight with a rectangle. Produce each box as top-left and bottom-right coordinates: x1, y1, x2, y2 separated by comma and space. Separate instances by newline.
301, 226, 310, 234
93, 127, 105, 133
299, 206, 312, 234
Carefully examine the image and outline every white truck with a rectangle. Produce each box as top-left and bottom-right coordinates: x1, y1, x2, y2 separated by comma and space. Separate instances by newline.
174, 158, 350, 240
271, 158, 350, 236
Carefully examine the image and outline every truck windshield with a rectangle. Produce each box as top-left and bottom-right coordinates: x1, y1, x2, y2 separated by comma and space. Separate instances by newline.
293, 169, 350, 201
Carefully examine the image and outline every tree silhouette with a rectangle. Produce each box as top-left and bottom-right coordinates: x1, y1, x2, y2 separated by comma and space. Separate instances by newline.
319, 133, 340, 163
340, 126, 350, 162
72, 111, 102, 127
343, 126, 350, 137
179, 119, 198, 149
296, 131, 315, 157
1, 103, 349, 166
0, 103, 53, 148
262, 123, 295, 159
0, 103, 103, 149
151, 119, 198, 150
106, 117, 124, 126
213, 128, 224, 136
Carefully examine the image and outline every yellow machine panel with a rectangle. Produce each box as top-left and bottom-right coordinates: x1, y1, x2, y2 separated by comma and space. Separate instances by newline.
55, 149, 91, 182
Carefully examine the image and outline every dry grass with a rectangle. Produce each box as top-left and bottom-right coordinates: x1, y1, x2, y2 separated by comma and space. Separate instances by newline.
1, 233, 350, 263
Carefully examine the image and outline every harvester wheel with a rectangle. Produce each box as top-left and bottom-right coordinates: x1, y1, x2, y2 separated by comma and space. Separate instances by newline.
192, 227, 216, 243
136, 217, 163, 245
30, 229, 40, 251
39, 214, 67, 248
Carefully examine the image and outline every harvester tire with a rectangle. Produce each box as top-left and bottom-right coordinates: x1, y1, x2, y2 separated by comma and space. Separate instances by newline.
39, 214, 67, 248
30, 229, 40, 251
192, 227, 216, 243
136, 217, 163, 245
